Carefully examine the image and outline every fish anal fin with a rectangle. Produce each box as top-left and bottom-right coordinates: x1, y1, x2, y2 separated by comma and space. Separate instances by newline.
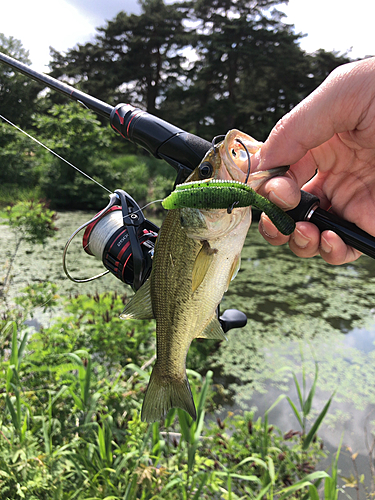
120, 279, 154, 320
141, 363, 196, 423
197, 315, 227, 341
192, 240, 217, 293
226, 254, 241, 291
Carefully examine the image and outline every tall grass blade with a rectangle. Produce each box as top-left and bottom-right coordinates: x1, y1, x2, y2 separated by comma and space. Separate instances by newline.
262, 394, 285, 458
42, 417, 51, 455
303, 394, 334, 450
267, 456, 275, 484
49, 385, 68, 410
264, 394, 286, 417
278, 471, 329, 500
286, 396, 303, 427
17, 330, 28, 368
164, 408, 176, 428
83, 356, 92, 406
232, 456, 266, 472
303, 362, 319, 417
254, 483, 272, 500
293, 373, 304, 410
20, 413, 27, 443
123, 473, 138, 500
177, 408, 192, 443
69, 387, 84, 411
196, 370, 212, 416
5, 394, 20, 433
308, 484, 320, 500
98, 424, 107, 462
160, 477, 184, 494
192, 472, 209, 500
10, 322, 18, 368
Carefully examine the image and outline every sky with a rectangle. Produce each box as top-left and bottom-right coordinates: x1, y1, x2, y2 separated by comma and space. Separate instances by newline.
0, 0, 374, 73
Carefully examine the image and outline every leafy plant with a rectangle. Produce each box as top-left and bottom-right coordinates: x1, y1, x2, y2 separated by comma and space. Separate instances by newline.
287, 361, 334, 450
5, 199, 57, 245
0, 287, 344, 499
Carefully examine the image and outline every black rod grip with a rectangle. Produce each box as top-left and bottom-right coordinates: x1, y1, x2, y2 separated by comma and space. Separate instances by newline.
110, 103, 211, 171
310, 208, 375, 259
286, 190, 375, 259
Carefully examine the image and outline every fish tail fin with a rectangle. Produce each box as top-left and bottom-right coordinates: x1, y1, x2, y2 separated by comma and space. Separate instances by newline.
141, 363, 197, 423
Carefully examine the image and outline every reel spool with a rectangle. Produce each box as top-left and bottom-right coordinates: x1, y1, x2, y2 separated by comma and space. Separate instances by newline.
63, 189, 159, 291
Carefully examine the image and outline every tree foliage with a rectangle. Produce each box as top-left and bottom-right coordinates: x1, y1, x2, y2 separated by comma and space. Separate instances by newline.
48, 0, 351, 141
0, 2, 353, 208
0, 34, 40, 126
49, 0, 190, 115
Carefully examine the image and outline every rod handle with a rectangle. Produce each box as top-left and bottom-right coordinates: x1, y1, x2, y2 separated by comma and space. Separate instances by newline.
286, 190, 375, 259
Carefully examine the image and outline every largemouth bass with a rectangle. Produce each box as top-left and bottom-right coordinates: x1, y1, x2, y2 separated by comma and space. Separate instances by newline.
121, 129, 290, 422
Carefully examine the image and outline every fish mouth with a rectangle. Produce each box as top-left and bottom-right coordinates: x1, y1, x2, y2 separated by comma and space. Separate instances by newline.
222, 130, 263, 183
220, 130, 289, 189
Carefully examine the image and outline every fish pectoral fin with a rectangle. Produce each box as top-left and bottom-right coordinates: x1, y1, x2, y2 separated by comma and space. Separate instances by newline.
192, 240, 217, 293
120, 279, 155, 320
225, 254, 241, 291
197, 315, 227, 341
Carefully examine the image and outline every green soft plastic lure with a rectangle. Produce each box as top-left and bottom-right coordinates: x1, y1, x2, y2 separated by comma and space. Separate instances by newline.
162, 179, 295, 236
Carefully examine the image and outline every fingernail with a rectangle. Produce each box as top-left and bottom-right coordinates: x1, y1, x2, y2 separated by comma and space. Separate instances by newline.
292, 228, 311, 249
260, 217, 278, 239
320, 234, 332, 254
268, 190, 294, 210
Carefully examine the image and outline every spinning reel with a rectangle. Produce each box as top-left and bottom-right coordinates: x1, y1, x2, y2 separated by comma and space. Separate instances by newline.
63, 189, 158, 292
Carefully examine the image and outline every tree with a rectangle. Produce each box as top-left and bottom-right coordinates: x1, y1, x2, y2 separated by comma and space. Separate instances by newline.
49, 0, 190, 116
160, 0, 350, 140
0, 34, 40, 126
34, 102, 112, 209
48, 0, 351, 144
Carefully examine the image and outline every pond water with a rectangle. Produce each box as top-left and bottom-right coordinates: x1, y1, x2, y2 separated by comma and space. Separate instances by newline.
2, 209, 375, 493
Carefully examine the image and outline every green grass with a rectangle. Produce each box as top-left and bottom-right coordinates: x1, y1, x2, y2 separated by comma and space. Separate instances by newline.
0, 284, 344, 500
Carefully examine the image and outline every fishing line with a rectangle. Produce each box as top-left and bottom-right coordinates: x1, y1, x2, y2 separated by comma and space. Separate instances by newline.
139, 199, 164, 212
236, 138, 251, 184
0, 114, 112, 195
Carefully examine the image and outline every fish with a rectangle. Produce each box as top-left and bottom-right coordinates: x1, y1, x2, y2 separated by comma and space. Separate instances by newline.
120, 129, 290, 422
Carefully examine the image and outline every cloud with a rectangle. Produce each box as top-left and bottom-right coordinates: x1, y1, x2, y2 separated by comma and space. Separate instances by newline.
64, 0, 141, 26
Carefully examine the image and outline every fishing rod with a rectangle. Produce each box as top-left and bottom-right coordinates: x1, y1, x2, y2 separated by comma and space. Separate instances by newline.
1, 51, 375, 269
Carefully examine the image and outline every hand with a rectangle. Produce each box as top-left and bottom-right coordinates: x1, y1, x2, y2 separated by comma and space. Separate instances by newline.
253, 57, 375, 265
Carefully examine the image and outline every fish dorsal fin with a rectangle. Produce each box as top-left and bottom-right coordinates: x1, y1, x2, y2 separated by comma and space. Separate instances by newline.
120, 279, 154, 320
225, 254, 241, 291
197, 315, 227, 341
192, 241, 217, 293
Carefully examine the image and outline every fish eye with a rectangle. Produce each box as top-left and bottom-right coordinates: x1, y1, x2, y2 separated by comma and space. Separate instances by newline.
199, 161, 213, 179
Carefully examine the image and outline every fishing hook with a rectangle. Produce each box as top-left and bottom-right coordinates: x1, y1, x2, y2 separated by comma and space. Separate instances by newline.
227, 200, 239, 214
212, 135, 226, 154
